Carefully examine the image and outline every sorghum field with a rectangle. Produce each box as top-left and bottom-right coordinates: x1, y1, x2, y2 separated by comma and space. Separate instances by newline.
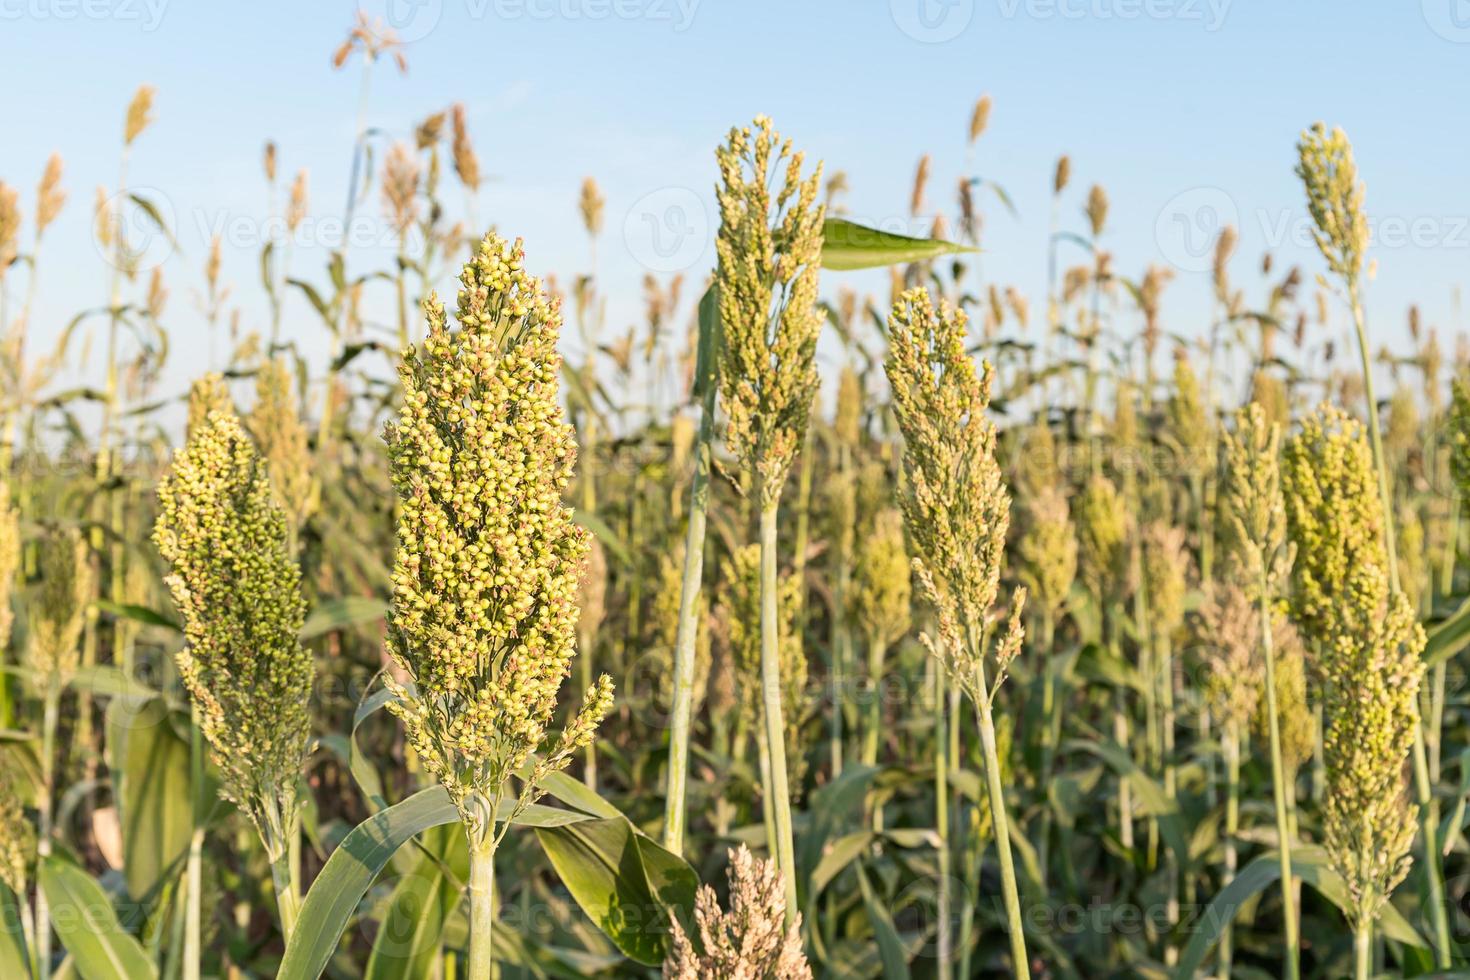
2, 9, 1468, 980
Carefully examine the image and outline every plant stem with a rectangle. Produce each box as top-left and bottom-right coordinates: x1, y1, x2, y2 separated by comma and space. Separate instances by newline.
467, 838, 497, 980
862, 629, 886, 767
1259, 586, 1300, 980
270, 845, 300, 939
36, 678, 57, 980
184, 705, 204, 980
968, 642, 1030, 979
934, 666, 951, 980
1036, 612, 1057, 883
661, 382, 716, 856
1354, 921, 1371, 980
1220, 722, 1240, 979
758, 503, 799, 922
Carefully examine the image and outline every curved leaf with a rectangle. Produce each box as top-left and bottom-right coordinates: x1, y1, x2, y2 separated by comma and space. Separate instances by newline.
39, 856, 156, 980
278, 788, 459, 980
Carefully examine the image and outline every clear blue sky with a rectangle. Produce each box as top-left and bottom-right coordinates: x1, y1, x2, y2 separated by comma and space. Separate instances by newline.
2, 0, 1467, 407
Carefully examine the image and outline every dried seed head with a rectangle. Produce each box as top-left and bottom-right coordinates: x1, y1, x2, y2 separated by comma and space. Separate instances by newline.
1141, 521, 1188, 643
382, 142, 421, 237
27, 529, 92, 687
124, 85, 156, 146
263, 141, 277, 183
416, 111, 447, 149
1296, 123, 1369, 283
1212, 226, 1237, 303
1166, 351, 1211, 475
1221, 403, 1294, 600
715, 116, 825, 508
1085, 184, 1108, 238
1053, 155, 1071, 196
0, 184, 18, 280
1196, 584, 1262, 730
385, 233, 610, 836
833, 365, 863, 447
968, 95, 992, 144
287, 169, 308, 232
451, 103, 481, 192
910, 153, 931, 216
664, 845, 812, 980
35, 154, 65, 237
578, 177, 605, 238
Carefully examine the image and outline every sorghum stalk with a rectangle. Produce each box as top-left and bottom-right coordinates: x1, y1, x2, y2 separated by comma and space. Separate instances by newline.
662, 354, 717, 855
383, 234, 612, 980
714, 115, 825, 918
1297, 123, 1449, 967
885, 288, 1031, 978
28, 529, 91, 980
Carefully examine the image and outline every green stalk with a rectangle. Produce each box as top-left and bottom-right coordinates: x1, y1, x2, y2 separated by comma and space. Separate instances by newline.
580, 398, 599, 791
1258, 585, 1300, 980
1354, 920, 1371, 980
661, 380, 716, 855
861, 629, 887, 767
467, 839, 497, 980
967, 627, 1030, 979
1348, 287, 1451, 967
934, 666, 951, 980
1160, 630, 1178, 961
1220, 722, 1240, 978
184, 706, 204, 980
758, 502, 799, 921
1036, 612, 1057, 882
270, 836, 301, 938
35, 678, 58, 980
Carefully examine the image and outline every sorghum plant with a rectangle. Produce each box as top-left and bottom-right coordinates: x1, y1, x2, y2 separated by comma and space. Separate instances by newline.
1282, 405, 1425, 980
154, 405, 314, 936
664, 845, 812, 980
1221, 402, 1300, 980
884, 286, 1031, 978
383, 233, 612, 980
714, 114, 824, 915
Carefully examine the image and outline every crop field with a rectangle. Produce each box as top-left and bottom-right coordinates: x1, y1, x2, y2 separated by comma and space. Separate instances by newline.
1, 5, 1468, 980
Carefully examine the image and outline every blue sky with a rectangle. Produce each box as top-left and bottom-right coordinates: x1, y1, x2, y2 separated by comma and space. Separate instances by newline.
2, 0, 1468, 409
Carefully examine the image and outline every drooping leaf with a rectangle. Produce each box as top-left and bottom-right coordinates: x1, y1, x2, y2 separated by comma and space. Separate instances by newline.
300, 596, 387, 641
115, 698, 193, 900
820, 219, 977, 272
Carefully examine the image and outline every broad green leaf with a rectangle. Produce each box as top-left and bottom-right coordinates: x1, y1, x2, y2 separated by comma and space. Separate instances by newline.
1173, 846, 1426, 979
1425, 594, 1470, 666
692, 284, 721, 398
535, 817, 697, 966
115, 699, 192, 900
70, 666, 156, 701
1067, 739, 1188, 866
278, 788, 460, 980
300, 596, 387, 641
39, 856, 157, 980
820, 218, 976, 272
364, 824, 467, 980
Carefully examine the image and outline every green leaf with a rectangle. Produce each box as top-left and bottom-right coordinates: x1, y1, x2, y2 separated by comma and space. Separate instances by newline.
571, 510, 632, 569
0, 884, 31, 979
69, 666, 157, 701
364, 824, 467, 980
1173, 846, 1426, 979
820, 218, 977, 272
1067, 739, 1188, 865
692, 284, 722, 399
855, 862, 911, 980
39, 856, 157, 980
278, 788, 460, 980
535, 817, 697, 966
300, 596, 387, 641
1425, 594, 1470, 666
115, 698, 193, 901
93, 601, 180, 634
127, 193, 178, 251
